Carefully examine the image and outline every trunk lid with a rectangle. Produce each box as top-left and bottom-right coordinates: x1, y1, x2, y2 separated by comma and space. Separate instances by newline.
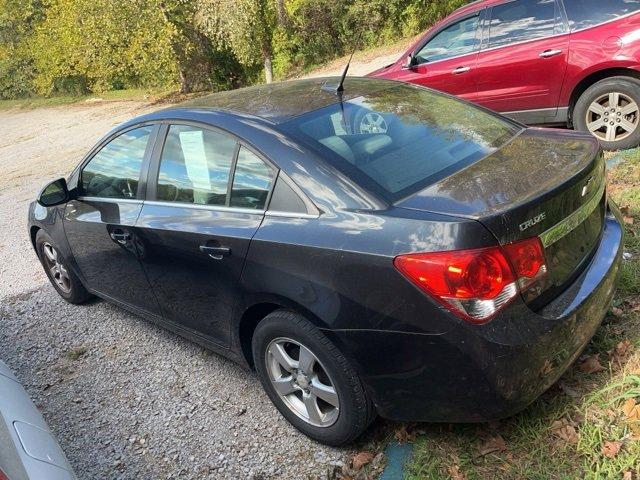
396, 128, 607, 308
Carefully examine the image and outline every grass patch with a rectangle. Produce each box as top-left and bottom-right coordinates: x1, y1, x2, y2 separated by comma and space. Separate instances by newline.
406, 150, 640, 480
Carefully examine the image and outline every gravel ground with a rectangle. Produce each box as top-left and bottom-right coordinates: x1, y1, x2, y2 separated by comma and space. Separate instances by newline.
0, 59, 401, 477
0, 100, 158, 298
0, 288, 357, 479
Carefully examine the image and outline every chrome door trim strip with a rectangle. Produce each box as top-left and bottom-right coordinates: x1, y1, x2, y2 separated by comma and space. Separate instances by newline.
143, 200, 265, 215
539, 181, 606, 248
76, 196, 143, 205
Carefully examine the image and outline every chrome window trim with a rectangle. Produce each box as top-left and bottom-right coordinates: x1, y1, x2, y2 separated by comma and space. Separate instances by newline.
143, 199, 265, 215
265, 210, 320, 219
76, 196, 143, 205
539, 181, 606, 248
410, 50, 480, 67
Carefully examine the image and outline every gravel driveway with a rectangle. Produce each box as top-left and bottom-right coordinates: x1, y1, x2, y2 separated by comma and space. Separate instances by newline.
0, 99, 382, 479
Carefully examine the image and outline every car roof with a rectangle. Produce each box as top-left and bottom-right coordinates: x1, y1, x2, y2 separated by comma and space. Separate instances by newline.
167, 77, 395, 124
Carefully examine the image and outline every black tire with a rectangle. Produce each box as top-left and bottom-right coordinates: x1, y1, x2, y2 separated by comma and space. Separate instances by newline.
35, 229, 93, 304
573, 76, 640, 151
252, 310, 375, 446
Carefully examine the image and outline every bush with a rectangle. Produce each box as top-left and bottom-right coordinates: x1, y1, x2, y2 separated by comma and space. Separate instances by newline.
0, 0, 471, 98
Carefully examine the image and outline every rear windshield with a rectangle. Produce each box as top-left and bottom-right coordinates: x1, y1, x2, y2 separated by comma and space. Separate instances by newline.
281, 83, 520, 202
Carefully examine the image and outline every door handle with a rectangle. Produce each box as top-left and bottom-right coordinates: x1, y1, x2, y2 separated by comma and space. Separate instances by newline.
110, 231, 131, 244
539, 49, 563, 58
199, 245, 231, 260
452, 66, 471, 74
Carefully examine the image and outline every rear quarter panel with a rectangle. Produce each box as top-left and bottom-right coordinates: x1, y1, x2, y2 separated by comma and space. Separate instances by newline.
560, 13, 640, 106
239, 207, 497, 333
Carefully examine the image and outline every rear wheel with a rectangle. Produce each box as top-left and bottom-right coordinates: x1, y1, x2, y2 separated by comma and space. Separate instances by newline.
252, 310, 375, 445
573, 77, 640, 150
36, 230, 92, 304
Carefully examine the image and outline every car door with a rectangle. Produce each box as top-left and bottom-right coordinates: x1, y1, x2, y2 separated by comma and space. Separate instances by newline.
135, 123, 277, 348
474, 0, 570, 120
393, 11, 483, 101
64, 124, 162, 315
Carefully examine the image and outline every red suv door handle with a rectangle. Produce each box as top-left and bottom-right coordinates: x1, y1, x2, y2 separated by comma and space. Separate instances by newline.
452, 66, 471, 75
539, 49, 563, 58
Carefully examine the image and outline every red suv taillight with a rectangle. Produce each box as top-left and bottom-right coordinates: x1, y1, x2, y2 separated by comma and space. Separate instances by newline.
393, 237, 547, 324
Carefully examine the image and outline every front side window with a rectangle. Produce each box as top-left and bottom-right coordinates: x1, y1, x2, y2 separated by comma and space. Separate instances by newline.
488, 0, 561, 49
156, 125, 237, 205
81, 126, 153, 199
230, 147, 276, 210
563, 0, 640, 30
415, 15, 480, 63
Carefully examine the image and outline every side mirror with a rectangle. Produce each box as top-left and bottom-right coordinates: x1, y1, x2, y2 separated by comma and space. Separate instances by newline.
38, 178, 69, 207
402, 55, 416, 70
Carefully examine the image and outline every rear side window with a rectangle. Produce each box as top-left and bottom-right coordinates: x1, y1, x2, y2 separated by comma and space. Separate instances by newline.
563, 0, 640, 30
488, 0, 563, 49
415, 14, 480, 63
82, 126, 153, 199
157, 125, 237, 205
230, 146, 276, 210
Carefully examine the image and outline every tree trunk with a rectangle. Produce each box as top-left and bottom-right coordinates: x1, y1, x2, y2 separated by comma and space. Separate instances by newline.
275, 0, 290, 28
179, 69, 190, 93
264, 55, 273, 84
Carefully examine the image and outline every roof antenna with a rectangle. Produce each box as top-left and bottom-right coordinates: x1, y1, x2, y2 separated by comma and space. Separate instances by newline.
322, 31, 363, 95
336, 49, 355, 93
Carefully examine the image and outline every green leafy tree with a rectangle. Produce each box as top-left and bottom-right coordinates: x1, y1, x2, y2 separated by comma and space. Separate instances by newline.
202, 0, 277, 83
0, 0, 471, 98
31, 0, 179, 94
0, 0, 44, 98
159, 0, 246, 93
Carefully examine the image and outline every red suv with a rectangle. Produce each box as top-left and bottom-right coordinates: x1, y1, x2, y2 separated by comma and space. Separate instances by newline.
371, 0, 640, 150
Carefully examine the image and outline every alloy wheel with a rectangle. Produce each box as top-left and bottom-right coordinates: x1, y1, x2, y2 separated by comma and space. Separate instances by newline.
586, 92, 639, 142
359, 112, 388, 134
265, 337, 340, 427
42, 242, 72, 294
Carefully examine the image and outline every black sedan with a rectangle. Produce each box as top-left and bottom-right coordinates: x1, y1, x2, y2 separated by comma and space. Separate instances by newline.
28, 77, 623, 446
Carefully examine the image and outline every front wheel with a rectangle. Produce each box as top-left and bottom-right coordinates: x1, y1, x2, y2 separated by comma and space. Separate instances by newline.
573, 77, 640, 151
36, 230, 93, 304
252, 310, 375, 446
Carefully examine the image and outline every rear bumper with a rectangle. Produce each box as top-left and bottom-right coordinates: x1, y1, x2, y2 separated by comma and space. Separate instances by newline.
0, 361, 75, 480
326, 204, 624, 422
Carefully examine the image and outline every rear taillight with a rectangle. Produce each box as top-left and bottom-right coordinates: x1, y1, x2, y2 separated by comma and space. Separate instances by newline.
0, 468, 9, 480
502, 237, 547, 290
394, 238, 547, 324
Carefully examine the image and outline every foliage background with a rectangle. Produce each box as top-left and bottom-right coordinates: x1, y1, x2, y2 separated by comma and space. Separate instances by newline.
0, 0, 468, 99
